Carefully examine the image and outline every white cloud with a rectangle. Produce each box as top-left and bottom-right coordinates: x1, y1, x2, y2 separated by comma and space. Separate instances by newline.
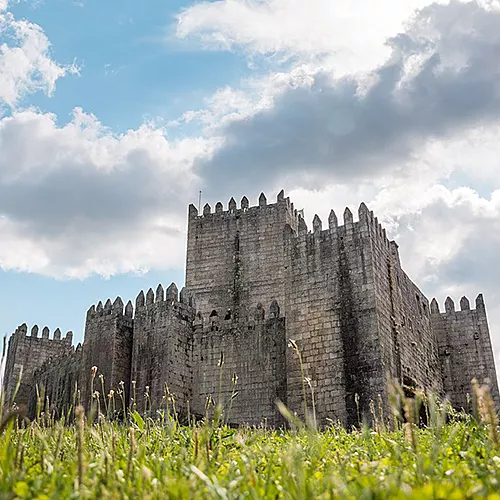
170, 63, 319, 134
0, 108, 215, 278
177, 0, 500, 204
176, 0, 451, 74
0, 11, 77, 108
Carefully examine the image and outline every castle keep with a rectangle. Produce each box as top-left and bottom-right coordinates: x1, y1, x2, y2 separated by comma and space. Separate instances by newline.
3, 191, 499, 426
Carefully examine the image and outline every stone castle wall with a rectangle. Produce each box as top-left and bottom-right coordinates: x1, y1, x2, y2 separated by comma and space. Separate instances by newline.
28, 345, 82, 419
3, 190, 498, 427
80, 297, 134, 412
131, 284, 195, 417
282, 206, 382, 426
3, 324, 73, 411
381, 242, 443, 396
431, 295, 500, 410
191, 302, 287, 427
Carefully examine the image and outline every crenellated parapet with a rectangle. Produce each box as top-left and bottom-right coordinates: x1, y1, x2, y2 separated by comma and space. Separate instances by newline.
430, 294, 486, 316
289, 201, 393, 255
3, 323, 75, 410
430, 293, 500, 410
430, 294, 494, 359
134, 282, 196, 324
12, 323, 74, 343
188, 190, 300, 227
83, 288, 194, 334
86, 296, 134, 324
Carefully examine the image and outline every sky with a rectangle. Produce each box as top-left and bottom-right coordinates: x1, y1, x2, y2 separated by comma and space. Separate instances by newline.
1, 0, 500, 371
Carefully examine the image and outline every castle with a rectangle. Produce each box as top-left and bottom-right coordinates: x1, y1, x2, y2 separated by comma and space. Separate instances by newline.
3, 191, 499, 427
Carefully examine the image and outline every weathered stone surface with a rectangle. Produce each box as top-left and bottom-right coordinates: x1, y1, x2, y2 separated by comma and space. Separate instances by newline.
28, 345, 82, 419
431, 295, 500, 411
130, 290, 195, 417
3, 189, 499, 427
192, 308, 287, 427
80, 298, 134, 412
3, 326, 73, 412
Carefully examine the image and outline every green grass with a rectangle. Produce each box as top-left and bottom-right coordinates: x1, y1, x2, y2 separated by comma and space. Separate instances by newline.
2, 394, 500, 499
2, 351, 500, 499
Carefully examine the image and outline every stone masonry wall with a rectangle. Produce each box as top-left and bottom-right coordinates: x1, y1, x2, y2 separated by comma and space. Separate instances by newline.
431, 295, 500, 410
4, 189, 498, 429
283, 206, 382, 427
3, 324, 74, 411
184, 192, 463, 427
81, 297, 134, 412
131, 283, 195, 417
368, 220, 443, 399
28, 345, 82, 419
192, 302, 287, 427
185, 191, 299, 322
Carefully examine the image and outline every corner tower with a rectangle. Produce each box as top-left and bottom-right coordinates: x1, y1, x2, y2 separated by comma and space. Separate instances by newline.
3, 324, 74, 411
430, 295, 500, 410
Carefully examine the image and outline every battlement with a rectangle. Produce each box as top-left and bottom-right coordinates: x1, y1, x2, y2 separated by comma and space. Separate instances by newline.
4, 322, 75, 409
13, 323, 74, 344
189, 190, 299, 221
86, 296, 134, 320
289, 201, 393, 253
85, 285, 196, 322
189, 191, 394, 251
134, 283, 196, 323
430, 295, 486, 315
188, 193, 393, 248
430, 293, 499, 409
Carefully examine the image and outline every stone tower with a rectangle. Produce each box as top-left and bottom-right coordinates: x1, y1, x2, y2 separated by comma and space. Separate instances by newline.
130, 284, 195, 416
80, 297, 134, 412
3, 324, 73, 411
430, 295, 500, 410
185, 191, 298, 322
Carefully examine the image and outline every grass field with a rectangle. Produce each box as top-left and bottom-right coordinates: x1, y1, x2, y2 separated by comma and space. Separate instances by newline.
1, 377, 500, 499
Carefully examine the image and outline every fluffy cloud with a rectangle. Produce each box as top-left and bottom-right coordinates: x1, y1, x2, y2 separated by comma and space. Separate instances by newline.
0, 108, 215, 278
188, 1, 500, 196
176, 0, 442, 73
0, 10, 77, 108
